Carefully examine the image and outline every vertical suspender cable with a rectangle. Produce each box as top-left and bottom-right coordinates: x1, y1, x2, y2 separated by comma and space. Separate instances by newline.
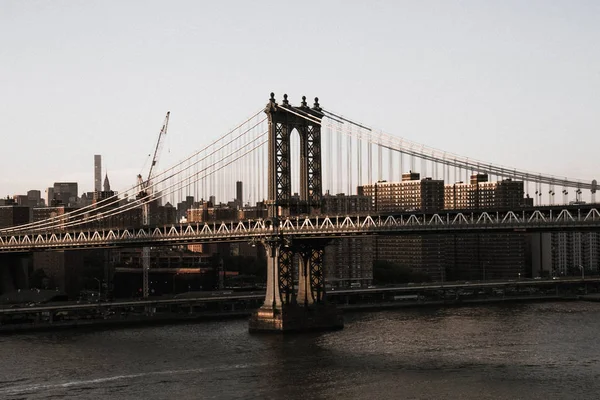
347, 126, 352, 195
254, 116, 259, 205
377, 135, 382, 182
400, 150, 404, 178
388, 147, 393, 183
357, 128, 362, 187
368, 140, 372, 185
337, 121, 343, 194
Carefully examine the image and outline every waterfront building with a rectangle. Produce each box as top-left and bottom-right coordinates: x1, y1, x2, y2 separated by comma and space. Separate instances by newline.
359, 173, 446, 281
360, 173, 529, 282
551, 232, 600, 277
321, 192, 374, 287
443, 174, 528, 280
32, 248, 110, 297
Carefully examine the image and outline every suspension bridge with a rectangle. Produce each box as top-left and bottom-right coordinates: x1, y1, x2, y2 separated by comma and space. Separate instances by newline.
1, 93, 598, 331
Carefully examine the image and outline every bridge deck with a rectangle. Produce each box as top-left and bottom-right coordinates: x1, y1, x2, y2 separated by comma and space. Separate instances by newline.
1, 205, 599, 253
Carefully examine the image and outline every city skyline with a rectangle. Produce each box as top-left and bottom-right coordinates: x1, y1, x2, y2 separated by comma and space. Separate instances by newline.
1, 1, 598, 196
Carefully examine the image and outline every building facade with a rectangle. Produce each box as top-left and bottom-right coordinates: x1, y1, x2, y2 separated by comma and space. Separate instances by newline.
321, 193, 374, 287
53, 182, 78, 207
94, 155, 102, 192
360, 173, 529, 282
0, 205, 30, 229
443, 174, 528, 280
359, 172, 444, 213
359, 173, 445, 281
551, 232, 600, 277
444, 174, 525, 210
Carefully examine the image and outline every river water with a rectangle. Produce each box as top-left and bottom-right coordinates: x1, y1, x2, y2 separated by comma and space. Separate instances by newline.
1, 301, 599, 400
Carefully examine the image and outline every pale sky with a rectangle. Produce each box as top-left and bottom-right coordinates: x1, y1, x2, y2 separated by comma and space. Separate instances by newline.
1, 0, 598, 197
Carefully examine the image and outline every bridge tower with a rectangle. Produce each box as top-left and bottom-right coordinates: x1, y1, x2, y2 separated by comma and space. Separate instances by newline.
249, 93, 342, 332
265, 92, 323, 217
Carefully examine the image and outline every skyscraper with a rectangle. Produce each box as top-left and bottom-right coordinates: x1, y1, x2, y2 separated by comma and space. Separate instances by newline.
236, 181, 243, 207
103, 173, 111, 192
94, 155, 102, 192
53, 182, 78, 206
46, 187, 54, 206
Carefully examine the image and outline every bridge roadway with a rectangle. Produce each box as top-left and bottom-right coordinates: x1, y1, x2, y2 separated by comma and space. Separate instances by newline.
1, 277, 597, 315
0, 204, 599, 253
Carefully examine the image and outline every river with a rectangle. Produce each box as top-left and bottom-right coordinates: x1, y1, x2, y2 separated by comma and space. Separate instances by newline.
1, 301, 599, 399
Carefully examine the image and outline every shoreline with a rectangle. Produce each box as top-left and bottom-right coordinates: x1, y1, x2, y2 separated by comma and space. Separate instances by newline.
0, 294, 585, 335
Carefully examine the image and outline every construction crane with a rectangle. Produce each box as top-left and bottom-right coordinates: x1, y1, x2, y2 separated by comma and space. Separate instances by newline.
137, 111, 170, 300
137, 111, 170, 207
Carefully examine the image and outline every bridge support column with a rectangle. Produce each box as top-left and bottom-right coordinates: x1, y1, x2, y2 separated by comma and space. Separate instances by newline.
263, 238, 283, 310
249, 239, 343, 333
297, 243, 328, 306
297, 247, 312, 307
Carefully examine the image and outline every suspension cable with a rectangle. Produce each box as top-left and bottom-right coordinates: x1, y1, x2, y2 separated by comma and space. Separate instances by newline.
2, 110, 266, 233
19, 133, 268, 233
321, 108, 591, 190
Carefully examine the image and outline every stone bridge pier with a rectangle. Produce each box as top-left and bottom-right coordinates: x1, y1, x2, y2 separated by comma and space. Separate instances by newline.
249, 236, 343, 332
249, 93, 342, 332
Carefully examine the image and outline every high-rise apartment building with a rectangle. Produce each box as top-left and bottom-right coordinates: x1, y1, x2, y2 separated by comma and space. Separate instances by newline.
444, 174, 525, 210
94, 155, 102, 192
443, 232, 527, 281
361, 173, 528, 281
359, 173, 446, 281
551, 232, 600, 276
236, 181, 243, 208
359, 172, 445, 213
321, 193, 374, 287
443, 174, 527, 280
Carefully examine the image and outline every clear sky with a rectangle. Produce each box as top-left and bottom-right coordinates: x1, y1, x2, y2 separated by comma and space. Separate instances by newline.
1, 0, 598, 197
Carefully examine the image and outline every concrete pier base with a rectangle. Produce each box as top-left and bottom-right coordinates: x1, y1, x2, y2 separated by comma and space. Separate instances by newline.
249, 303, 343, 333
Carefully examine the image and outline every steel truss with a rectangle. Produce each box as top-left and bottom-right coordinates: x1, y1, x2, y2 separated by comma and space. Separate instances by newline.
308, 245, 325, 303
278, 246, 294, 305
266, 93, 323, 217
1, 206, 600, 253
